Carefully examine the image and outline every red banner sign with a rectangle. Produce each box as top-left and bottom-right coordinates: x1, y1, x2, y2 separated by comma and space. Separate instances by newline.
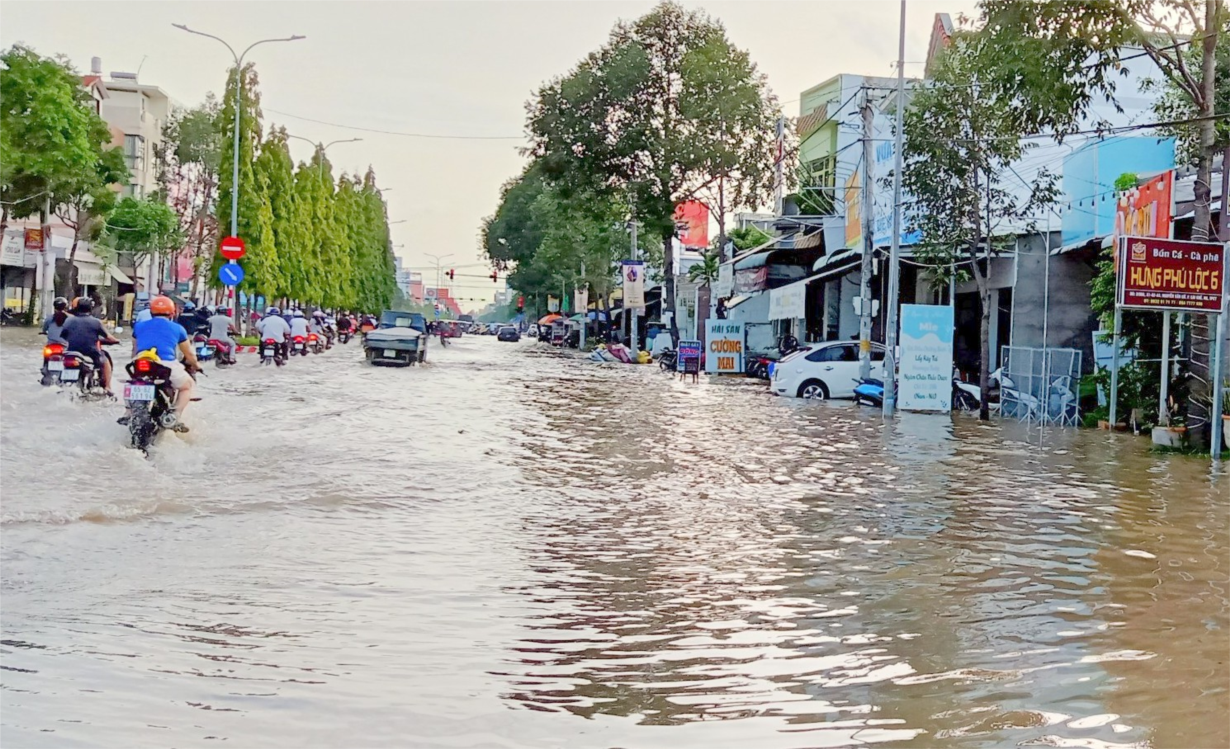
23, 228, 44, 251
673, 201, 709, 249
1114, 170, 1173, 240
1117, 236, 1226, 313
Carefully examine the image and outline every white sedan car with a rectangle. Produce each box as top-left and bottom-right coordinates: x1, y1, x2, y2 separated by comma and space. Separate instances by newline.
771, 340, 887, 400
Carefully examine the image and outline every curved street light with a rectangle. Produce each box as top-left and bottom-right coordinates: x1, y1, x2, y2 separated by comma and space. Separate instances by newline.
173, 24, 304, 326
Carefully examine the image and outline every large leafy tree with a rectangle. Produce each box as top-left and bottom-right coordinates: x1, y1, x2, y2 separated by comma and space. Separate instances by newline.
53, 145, 128, 297
527, 1, 781, 344
101, 197, 185, 280
160, 95, 223, 298
250, 127, 296, 301
532, 186, 631, 318
1, 44, 128, 305
481, 164, 556, 311
901, 35, 1057, 419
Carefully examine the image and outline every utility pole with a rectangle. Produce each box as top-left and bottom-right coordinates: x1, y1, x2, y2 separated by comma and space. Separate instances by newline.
858, 89, 875, 380
882, 0, 908, 416
629, 219, 639, 352
579, 259, 587, 349
773, 116, 786, 217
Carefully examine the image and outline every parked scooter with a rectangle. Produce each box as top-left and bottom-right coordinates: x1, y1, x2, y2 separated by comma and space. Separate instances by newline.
853, 377, 885, 407
657, 349, 678, 372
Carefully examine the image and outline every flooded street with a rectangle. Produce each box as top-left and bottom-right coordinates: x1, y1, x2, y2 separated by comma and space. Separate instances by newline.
2, 329, 1227, 749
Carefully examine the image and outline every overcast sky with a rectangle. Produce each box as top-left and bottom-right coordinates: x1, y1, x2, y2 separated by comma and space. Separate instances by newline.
3, 0, 977, 305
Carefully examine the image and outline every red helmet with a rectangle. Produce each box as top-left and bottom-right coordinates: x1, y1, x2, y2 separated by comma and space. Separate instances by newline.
150, 295, 175, 316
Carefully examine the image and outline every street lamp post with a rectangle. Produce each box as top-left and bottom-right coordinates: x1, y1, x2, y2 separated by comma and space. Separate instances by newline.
285, 135, 362, 176
173, 24, 304, 329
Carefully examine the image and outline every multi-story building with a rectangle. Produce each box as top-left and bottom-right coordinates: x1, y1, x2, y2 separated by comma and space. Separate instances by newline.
96, 59, 170, 200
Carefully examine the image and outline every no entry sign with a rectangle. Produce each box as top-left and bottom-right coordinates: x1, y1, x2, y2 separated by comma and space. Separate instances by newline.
220, 236, 246, 261
1118, 236, 1226, 313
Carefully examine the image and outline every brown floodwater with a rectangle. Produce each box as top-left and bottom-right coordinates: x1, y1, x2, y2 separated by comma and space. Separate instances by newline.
1, 329, 1227, 748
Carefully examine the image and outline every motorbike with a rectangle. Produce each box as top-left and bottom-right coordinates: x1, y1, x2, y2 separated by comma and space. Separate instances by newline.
747, 355, 774, 380
658, 348, 678, 372
291, 335, 309, 356
260, 338, 286, 367
209, 338, 237, 368
339, 329, 353, 344
122, 357, 179, 452
853, 377, 885, 407
58, 349, 111, 399
308, 332, 323, 354
41, 342, 67, 386
193, 333, 216, 363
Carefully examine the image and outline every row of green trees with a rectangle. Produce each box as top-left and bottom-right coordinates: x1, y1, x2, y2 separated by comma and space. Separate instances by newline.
202, 63, 398, 313
0, 45, 396, 315
481, 2, 782, 335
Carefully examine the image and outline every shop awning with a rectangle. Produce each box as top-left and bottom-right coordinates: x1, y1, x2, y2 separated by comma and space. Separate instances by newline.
813, 247, 857, 272
108, 265, 133, 284
725, 294, 758, 311
810, 259, 862, 284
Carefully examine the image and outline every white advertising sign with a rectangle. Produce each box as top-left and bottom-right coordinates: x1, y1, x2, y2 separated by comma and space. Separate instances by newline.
769, 278, 807, 320
574, 287, 588, 314
705, 320, 744, 374
898, 304, 954, 412
622, 261, 645, 308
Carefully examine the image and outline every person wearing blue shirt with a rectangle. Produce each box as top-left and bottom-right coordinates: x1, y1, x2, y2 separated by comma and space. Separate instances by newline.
129, 295, 201, 432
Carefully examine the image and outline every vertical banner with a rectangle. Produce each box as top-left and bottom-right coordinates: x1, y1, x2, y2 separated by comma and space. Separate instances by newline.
547, 296, 559, 313
899, 304, 955, 412
574, 286, 588, 315
622, 261, 645, 308
705, 320, 744, 373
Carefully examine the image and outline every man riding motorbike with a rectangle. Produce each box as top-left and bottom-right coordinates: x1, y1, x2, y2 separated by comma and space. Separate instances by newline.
125, 295, 201, 431
289, 309, 311, 350
205, 306, 238, 363
41, 296, 70, 345
61, 297, 119, 394
176, 301, 204, 335
256, 306, 292, 359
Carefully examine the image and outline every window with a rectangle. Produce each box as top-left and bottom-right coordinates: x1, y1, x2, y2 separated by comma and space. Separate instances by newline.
871, 347, 885, 362
807, 344, 859, 363
124, 134, 145, 174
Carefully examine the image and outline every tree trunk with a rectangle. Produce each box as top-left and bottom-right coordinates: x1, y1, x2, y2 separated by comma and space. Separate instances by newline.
1184, 0, 1220, 445
977, 278, 993, 422
664, 226, 679, 346
59, 236, 81, 299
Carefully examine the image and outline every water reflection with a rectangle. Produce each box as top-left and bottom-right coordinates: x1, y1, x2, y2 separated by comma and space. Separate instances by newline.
1, 330, 1226, 748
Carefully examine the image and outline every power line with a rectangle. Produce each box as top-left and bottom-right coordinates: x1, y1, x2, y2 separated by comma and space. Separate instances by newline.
264, 108, 525, 141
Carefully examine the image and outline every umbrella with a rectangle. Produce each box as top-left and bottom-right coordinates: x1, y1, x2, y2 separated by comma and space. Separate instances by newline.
538, 313, 563, 325
568, 313, 586, 322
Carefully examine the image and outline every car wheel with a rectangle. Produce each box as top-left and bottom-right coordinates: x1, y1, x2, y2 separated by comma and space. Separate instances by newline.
798, 380, 829, 400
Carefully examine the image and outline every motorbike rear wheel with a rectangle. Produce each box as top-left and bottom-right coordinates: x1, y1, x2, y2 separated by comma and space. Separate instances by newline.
129, 403, 157, 452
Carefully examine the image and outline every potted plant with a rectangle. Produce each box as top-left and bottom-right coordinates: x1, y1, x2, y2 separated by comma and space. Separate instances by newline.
1152, 366, 1191, 448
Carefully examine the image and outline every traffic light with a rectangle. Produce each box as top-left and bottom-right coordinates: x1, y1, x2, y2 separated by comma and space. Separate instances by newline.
447, 269, 455, 280
517, 295, 524, 313
490, 271, 498, 283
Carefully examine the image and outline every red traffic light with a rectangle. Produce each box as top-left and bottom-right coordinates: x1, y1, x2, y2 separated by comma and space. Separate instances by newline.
447, 269, 455, 280
517, 296, 524, 307
490, 271, 498, 283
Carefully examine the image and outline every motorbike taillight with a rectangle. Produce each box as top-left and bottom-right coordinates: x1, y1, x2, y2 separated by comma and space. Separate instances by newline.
135, 358, 153, 374
43, 344, 64, 358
